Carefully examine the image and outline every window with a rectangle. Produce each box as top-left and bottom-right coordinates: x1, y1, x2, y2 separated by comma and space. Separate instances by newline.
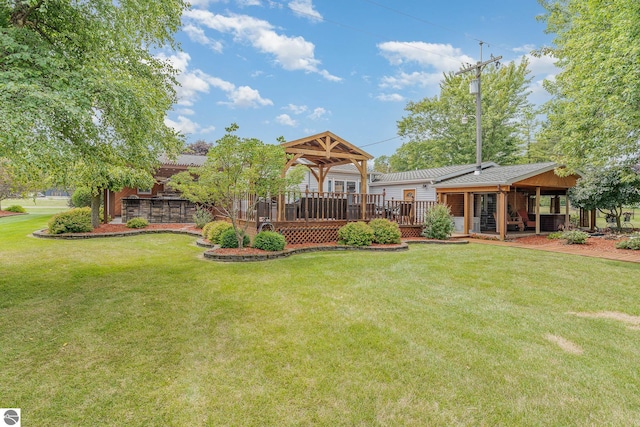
328, 180, 333, 192
347, 181, 357, 193
137, 188, 152, 195
334, 180, 345, 193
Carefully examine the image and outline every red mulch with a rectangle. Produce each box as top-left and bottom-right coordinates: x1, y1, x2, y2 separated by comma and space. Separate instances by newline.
0, 210, 23, 217
87, 223, 200, 234
511, 234, 631, 255
210, 241, 403, 256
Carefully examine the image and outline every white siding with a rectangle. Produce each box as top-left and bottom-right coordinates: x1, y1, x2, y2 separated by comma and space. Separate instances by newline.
296, 169, 362, 193
369, 183, 437, 202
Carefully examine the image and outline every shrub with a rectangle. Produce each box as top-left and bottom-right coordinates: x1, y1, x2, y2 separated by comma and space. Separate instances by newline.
615, 233, 640, 250
193, 206, 213, 228
48, 207, 92, 234
207, 221, 233, 244
126, 218, 149, 229
338, 221, 374, 246
422, 203, 455, 240
5, 205, 26, 213
562, 230, 589, 245
253, 231, 286, 251
547, 232, 563, 240
71, 187, 93, 208
369, 218, 401, 244
202, 221, 215, 239
219, 228, 251, 248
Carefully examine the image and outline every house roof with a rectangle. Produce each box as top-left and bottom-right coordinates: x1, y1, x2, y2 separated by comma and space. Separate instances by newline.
159, 154, 207, 167
370, 163, 497, 186
432, 162, 558, 188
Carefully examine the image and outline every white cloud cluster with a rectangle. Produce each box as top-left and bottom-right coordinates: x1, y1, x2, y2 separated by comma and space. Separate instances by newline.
276, 114, 297, 126
184, 9, 340, 81
378, 41, 475, 73
376, 93, 404, 102
183, 24, 223, 52
283, 104, 308, 114
288, 0, 322, 22
157, 52, 272, 108
164, 116, 216, 135
308, 107, 328, 120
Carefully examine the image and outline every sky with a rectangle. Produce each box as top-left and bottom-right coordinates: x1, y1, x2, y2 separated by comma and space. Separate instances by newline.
160, 0, 558, 159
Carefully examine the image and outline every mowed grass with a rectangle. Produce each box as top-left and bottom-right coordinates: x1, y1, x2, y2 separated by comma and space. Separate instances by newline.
1, 214, 640, 426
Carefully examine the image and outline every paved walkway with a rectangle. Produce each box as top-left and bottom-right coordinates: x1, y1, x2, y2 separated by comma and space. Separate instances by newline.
467, 238, 640, 264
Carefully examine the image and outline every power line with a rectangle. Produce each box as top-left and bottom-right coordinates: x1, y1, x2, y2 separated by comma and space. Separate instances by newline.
358, 135, 402, 148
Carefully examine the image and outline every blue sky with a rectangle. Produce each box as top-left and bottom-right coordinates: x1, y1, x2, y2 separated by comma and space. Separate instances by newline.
161, 0, 557, 158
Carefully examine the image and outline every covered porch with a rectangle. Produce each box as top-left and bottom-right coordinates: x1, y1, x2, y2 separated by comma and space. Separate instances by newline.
433, 163, 581, 240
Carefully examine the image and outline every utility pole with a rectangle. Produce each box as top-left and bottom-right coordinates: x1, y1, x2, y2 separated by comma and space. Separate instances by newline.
455, 42, 502, 175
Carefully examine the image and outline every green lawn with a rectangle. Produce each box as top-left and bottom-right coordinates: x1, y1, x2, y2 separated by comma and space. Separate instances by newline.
2, 214, 640, 425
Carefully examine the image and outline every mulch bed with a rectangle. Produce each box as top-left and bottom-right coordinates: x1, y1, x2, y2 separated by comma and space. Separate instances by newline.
0, 210, 25, 217
511, 234, 633, 255
88, 223, 200, 234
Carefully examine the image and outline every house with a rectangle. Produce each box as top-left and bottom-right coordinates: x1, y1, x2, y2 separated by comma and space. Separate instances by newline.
112, 131, 582, 241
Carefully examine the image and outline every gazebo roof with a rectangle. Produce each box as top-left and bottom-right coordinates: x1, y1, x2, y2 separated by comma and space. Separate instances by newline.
281, 131, 373, 168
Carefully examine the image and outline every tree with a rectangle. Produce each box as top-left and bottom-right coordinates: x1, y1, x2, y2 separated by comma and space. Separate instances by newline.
569, 165, 640, 229
536, 0, 640, 171
393, 59, 533, 171
72, 162, 155, 228
183, 140, 213, 156
0, 158, 45, 210
169, 124, 305, 248
373, 155, 392, 173
0, 0, 185, 201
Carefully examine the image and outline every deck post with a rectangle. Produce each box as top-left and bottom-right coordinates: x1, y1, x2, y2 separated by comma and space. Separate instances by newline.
535, 186, 541, 235
498, 190, 506, 240
463, 192, 470, 234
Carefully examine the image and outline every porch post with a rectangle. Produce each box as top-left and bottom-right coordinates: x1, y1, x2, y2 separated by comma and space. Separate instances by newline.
565, 191, 570, 229
360, 160, 368, 220
535, 187, 541, 235
498, 191, 506, 240
463, 192, 470, 234
590, 208, 597, 231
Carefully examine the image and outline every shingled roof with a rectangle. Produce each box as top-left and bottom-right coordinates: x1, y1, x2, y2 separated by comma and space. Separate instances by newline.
158, 154, 207, 167
370, 163, 497, 185
432, 162, 558, 188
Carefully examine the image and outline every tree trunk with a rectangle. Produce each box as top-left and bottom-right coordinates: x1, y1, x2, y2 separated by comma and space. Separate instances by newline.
91, 193, 101, 229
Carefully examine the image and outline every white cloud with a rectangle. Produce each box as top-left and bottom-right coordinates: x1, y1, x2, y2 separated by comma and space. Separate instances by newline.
164, 116, 201, 135
200, 125, 217, 134
512, 44, 537, 54
156, 51, 272, 108
283, 104, 308, 114
308, 107, 328, 120
376, 93, 405, 102
276, 113, 297, 126
183, 24, 223, 52
378, 41, 475, 73
184, 9, 340, 81
379, 71, 442, 90
177, 108, 196, 115
288, 0, 322, 22
237, 0, 262, 5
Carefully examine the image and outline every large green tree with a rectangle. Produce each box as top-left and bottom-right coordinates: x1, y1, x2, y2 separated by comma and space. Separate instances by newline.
537, 0, 640, 171
1, 0, 185, 199
392, 59, 533, 171
169, 125, 305, 248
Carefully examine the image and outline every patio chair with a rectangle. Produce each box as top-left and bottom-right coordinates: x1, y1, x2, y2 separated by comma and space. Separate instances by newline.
518, 209, 536, 230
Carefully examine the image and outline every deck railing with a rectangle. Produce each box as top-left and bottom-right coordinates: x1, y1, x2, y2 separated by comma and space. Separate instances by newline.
238, 190, 436, 227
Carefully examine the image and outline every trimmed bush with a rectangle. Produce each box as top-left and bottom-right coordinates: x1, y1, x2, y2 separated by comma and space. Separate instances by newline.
615, 234, 640, 250
48, 208, 92, 234
71, 187, 93, 208
202, 221, 215, 239
562, 230, 589, 245
5, 205, 26, 213
193, 206, 213, 228
369, 218, 401, 244
547, 231, 563, 240
219, 228, 251, 248
253, 231, 286, 251
207, 221, 233, 244
126, 218, 149, 229
338, 221, 374, 246
422, 203, 455, 240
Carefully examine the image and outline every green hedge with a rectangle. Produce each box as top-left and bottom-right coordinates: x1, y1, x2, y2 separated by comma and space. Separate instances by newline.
207, 221, 233, 244
422, 204, 454, 240
5, 205, 26, 213
253, 231, 286, 251
126, 218, 149, 229
71, 187, 93, 208
369, 218, 401, 244
219, 228, 251, 248
338, 221, 374, 246
48, 208, 93, 234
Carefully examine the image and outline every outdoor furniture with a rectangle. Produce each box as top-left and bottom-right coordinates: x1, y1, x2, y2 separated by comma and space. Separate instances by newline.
494, 212, 524, 231
517, 209, 536, 230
